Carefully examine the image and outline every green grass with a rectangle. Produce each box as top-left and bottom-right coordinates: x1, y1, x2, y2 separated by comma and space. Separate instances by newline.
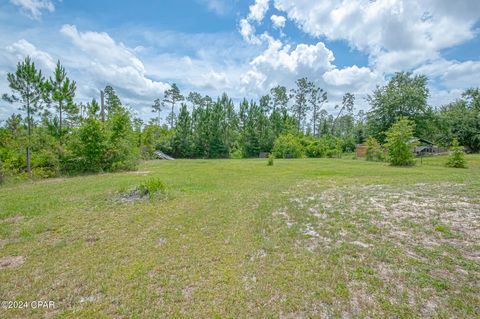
1, 154, 479, 318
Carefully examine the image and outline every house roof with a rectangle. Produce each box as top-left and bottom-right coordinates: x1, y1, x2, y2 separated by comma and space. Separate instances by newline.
416, 137, 435, 145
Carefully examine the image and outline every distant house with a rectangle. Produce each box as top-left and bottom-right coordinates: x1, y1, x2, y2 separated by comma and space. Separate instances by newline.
414, 138, 444, 156
357, 138, 445, 157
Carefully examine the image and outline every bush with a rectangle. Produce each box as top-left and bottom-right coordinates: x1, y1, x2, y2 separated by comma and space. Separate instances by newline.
446, 138, 467, 168
106, 109, 139, 171
69, 118, 108, 173
365, 137, 384, 161
385, 117, 417, 166
267, 153, 274, 166
305, 140, 325, 158
341, 135, 356, 153
230, 147, 243, 159
0, 159, 3, 184
138, 177, 167, 198
272, 134, 303, 158
32, 167, 58, 179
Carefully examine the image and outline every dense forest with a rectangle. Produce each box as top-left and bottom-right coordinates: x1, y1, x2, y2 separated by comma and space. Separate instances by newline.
0, 57, 479, 179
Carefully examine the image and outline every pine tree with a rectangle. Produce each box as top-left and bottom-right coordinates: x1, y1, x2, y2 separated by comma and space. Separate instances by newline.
163, 83, 184, 128
309, 85, 327, 137
332, 93, 355, 135
173, 103, 193, 157
104, 85, 122, 116
2, 57, 45, 176
290, 78, 311, 132
45, 60, 76, 141
151, 98, 164, 126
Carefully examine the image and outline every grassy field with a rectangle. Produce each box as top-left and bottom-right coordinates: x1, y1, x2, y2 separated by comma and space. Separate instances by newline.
1, 155, 479, 318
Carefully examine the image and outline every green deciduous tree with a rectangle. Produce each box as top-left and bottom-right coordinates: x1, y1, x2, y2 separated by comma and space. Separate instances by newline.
446, 138, 467, 168
71, 117, 107, 172
365, 136, 384, 162
385, 117, 417, 166
437, 88, 480, 152
272, 133, 303, 158
367, 72, 429, 142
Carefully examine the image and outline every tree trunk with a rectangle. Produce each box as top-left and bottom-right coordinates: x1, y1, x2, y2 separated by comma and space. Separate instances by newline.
171, 102, 174, 128
59, 100, 63, 143
26, 100, 32, 177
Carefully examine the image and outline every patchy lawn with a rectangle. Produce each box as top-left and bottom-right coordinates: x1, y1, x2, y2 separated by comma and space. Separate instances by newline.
1, 155, 479, 318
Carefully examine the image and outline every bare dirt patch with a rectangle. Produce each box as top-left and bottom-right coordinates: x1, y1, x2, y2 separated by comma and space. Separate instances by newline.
272, 181, 480, 317
0, 215, 24, 223
0, 256, 25, 269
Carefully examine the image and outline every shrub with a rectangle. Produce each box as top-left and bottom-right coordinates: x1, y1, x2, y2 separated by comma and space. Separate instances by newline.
385, 117, 417, 166
32, 167, 58, 179
341, 135, 356, 153
267, 153, 274, 166
446, 138, 467, 168
365, 137, 384, 161
305, 140, 325, 158
138, 177, 167, 198
69, 118, 108, 172
230, 148, 243, 159
106, 109, 139, 171
272, 134, 303, 158
0, 159, 3, 184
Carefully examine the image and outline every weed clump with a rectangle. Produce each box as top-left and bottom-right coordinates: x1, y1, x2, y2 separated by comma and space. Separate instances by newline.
267, 153, 274, 166
118, 177, 167, 202
138, 177, 167, 198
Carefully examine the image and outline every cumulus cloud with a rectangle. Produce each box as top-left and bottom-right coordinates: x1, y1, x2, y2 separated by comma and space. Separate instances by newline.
239, 19, 261, 44
59, 24, 169, 99
322, 65, 380, 95
415, 59, 480, 89
6, 39, 55, 71
10, 0, 54, 20
270, 14, 286, 29
273, 0, 480, 72
242, 36, 335, 91
248, 0, 270, 22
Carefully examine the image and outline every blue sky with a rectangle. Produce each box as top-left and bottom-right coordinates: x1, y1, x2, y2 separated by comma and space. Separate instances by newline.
1, 0, 479, 121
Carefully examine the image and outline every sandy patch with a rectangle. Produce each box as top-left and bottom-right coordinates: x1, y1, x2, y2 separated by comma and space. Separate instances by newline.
0, 256, 25, 269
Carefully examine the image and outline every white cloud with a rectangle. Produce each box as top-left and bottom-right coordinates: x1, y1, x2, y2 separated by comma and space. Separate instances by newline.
239, 19, 261, 45
197, 0, 229, 16
59, 24, 169, 99
323, 66, 377, 87
6, 39, 55, 71
273, 0, 480, 72
270, 14, 286, 29
415, 59, 480, 89
242, 36, 336, 92
248, 0, 270, 22
10, 0, 54, 20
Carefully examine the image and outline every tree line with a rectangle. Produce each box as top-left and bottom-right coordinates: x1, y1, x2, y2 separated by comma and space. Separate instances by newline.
0, 57, 479, 179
